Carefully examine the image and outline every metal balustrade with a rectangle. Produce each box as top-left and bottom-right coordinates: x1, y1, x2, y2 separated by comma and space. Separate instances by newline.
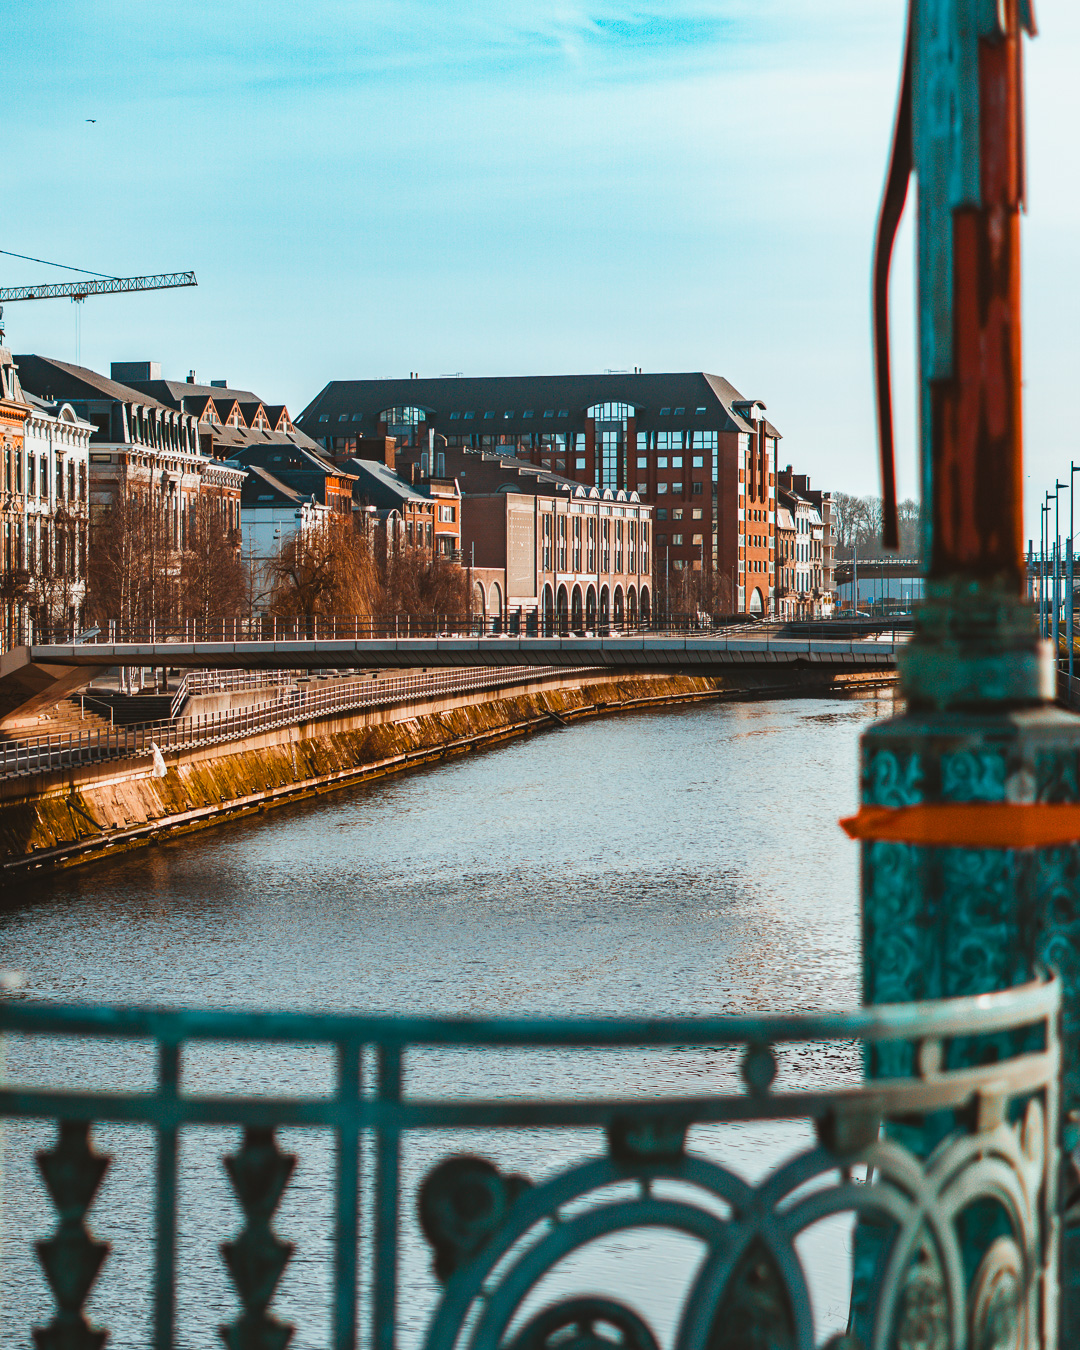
0, 666, 595, 781
0, 974, 1060, 1349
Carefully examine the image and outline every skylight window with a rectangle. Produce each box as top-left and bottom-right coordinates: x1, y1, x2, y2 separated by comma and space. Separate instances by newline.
338, 414, 348, 422
318, 414, 329, 422
484, 411, 495, 419
543, 410, 554, 418
450, 412, 460, 420
523, 410, 534, 418
674, 407, 685, 416
351, 413, 363, 421
660, 408, 670, 416
464, 412, 475, 420
695, 406, 707, 415
558, 410, 568, 418
504, 410, 514, 419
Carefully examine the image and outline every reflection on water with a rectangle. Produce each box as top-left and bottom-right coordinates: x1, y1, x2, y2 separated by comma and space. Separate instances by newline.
0, 696, 884, 1348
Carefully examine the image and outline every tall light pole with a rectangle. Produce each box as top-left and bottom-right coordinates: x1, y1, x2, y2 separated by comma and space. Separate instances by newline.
1070, 462, 1080, 682
1041, 495, 1051, 639
1054, 481, 1067, 662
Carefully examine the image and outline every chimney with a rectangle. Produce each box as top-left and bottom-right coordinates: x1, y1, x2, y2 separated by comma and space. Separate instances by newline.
187, 370, 196, 384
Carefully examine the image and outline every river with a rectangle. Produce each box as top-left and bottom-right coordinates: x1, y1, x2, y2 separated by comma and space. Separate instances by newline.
0, 694, 886, 1348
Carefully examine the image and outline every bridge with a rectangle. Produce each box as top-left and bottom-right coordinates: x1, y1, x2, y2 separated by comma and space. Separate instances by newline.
0, 630, 902, 723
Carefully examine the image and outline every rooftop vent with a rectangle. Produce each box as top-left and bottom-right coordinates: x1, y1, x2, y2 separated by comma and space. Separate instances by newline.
211, 380, 227, 388
111, 361, 160, 383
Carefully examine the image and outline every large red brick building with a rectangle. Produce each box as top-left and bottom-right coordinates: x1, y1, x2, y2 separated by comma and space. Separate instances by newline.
296, 373, 780, 614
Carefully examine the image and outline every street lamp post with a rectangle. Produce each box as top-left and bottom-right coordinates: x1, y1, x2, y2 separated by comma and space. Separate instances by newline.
1054, 482, 1067, 663
1041, 496, 1050, 639
1070, 462, 1080, 683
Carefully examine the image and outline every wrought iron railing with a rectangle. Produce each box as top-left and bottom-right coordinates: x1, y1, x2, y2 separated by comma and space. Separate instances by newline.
0, 975, 1060, 1349
0, 665, 597, 780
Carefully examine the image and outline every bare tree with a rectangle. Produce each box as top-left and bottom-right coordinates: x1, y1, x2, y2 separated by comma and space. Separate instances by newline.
86, 489, 178, 633
831, 493, 864, 556
380, 546, 469, 620
269, 515, 381, 618
180, 496, 247, 624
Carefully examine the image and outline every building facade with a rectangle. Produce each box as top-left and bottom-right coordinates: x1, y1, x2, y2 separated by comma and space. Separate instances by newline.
776, 467, 835, 615
14, 357, 210, 545
295, 373, 774, 614
0, 350, 93, 648
462, 486, 652, 632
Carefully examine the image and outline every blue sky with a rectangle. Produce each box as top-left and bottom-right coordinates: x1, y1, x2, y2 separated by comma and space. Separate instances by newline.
4, 1, 1078, 526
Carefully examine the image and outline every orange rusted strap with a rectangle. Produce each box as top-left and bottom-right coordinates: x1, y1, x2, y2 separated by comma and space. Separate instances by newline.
840, 802, 1080, 848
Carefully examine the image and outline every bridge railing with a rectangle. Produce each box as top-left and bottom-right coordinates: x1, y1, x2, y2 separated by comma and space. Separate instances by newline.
0, 665, 596, 781
0, 974, 1059, 1349
16, 612, 911, 647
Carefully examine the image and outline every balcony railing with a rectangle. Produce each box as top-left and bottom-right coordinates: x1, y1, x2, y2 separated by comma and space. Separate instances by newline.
0, 974, 1060, 1349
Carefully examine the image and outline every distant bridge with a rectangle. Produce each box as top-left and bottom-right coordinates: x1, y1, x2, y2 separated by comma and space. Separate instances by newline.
1, 632, 902, 725
834, 557, 923, 585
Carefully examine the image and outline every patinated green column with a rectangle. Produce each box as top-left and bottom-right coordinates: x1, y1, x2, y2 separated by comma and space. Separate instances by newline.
852, 0, 1079, 1336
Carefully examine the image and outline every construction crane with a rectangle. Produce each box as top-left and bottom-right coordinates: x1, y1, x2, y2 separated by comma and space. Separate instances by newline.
0, 256, 197, 346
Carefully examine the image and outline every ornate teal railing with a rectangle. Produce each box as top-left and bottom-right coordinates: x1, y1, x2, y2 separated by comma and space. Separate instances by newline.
0, 975, 1061, 1350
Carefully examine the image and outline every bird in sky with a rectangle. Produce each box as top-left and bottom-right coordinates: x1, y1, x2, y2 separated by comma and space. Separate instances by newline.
85, 118, 96, 123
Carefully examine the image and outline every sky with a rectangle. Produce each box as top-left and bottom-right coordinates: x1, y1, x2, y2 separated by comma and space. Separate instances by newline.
3, 1, 1078, 532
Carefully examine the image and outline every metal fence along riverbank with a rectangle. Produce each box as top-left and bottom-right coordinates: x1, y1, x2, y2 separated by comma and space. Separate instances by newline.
0, 666, 595, 780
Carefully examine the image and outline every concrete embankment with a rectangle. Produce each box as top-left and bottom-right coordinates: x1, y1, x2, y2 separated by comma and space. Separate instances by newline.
0, 667, 894, 877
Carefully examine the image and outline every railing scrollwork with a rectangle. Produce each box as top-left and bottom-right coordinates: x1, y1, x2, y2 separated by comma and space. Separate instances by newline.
0, 974, 1061, 1350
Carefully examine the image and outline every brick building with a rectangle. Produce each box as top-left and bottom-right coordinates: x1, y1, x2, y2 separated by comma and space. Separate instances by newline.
462, 486, 652, 633
295, 372, 776, 613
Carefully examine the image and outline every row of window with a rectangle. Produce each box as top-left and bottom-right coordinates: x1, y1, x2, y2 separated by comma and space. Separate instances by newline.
3, 449, 85, 503
325, 406, 715, 426
656, 533, 705, 547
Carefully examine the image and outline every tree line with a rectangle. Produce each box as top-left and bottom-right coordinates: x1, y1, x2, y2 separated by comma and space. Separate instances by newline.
831, 494, 924, 561
85, 495, 468, 632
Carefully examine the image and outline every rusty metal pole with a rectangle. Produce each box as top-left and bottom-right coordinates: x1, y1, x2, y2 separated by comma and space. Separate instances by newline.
851, 0, 1080, 1335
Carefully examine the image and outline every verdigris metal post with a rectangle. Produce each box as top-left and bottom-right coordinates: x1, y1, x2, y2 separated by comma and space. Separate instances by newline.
855, 0, 1080, 1335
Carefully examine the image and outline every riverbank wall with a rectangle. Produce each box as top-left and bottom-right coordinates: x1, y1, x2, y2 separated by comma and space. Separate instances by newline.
0, 667, 895, 877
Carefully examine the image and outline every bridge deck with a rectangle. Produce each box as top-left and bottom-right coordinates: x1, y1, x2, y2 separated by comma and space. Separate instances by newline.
17, 635, 902, 671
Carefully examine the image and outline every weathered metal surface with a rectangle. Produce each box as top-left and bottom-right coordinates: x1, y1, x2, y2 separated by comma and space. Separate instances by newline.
863, 0, 1080, 1335
0, 976, 1061, 1349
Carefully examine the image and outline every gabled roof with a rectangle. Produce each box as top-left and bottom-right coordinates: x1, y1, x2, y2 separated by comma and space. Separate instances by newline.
261, 405, 292, 432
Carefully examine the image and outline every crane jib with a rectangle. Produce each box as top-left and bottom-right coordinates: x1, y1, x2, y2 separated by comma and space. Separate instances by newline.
0, 271, 197, 302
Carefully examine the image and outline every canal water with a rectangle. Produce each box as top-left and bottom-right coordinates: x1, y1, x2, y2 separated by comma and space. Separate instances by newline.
0, 695, 884, 1348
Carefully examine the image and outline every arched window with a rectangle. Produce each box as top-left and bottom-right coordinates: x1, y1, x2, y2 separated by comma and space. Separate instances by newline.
571, 585, 584, 634
542, 583, 555, 636
379, 405, 428, 447
585, 585, 597, 631
556, 584, 570, 634
749, 587, 764, 614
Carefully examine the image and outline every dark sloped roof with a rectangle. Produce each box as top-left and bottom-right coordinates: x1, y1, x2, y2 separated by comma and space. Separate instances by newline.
237, 463, 309, 507
341, 458, 429, 511
296, 372, 782, 439
124, 377, 263, 409
14, 355, 177, 411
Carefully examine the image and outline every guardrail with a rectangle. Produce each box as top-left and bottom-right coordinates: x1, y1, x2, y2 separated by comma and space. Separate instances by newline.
0, 666, 594, 780
0, 973, 1059, 1349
